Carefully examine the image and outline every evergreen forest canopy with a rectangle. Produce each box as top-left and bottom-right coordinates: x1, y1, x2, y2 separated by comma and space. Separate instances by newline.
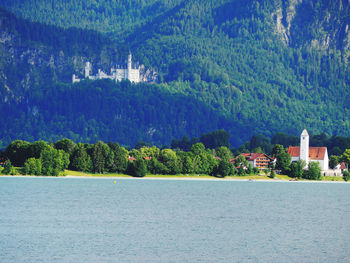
0, 0, 349, 148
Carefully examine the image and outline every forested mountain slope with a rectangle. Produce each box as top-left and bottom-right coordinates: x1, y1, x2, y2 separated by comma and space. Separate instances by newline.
0, 8, 241, 147
0, 8, 125, 95
0, 1, 349, 148
0, 0, 183, 33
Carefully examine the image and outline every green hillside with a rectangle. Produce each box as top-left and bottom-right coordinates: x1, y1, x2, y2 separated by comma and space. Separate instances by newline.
0, 0, 349, 147
0, 0, 183, 33
125, 0, 350, 137
0, 79, 242, 147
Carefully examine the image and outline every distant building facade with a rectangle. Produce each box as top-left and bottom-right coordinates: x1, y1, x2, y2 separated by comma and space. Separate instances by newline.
72, 53, 140, 83
231, 153, 276, 170
115, 53, 140, 83
287, 129, 329, 171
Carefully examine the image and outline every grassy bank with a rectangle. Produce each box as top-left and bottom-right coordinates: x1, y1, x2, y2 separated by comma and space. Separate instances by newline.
64, 171, 347, 182
322, 176, 344, 182
64, 170, 294, 180
1, 170, 346, 182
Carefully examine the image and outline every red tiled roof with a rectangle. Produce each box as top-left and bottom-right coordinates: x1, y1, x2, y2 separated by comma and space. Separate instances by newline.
287, 146, 327, 160
240, 153, 274, 161
287, 146, 300, 157
339, 162, 347, 170
128, 156, 135, 162
241, 153, 262, 161
309, 147, 327, 160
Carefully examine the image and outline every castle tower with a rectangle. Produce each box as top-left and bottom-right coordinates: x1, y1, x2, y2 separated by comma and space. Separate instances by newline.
85, 62, 92, 78
300, 129, 309, 167
127, 53, 132, 80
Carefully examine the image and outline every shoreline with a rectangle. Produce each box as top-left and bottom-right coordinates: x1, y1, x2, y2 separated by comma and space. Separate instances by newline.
0, 174, 348, 183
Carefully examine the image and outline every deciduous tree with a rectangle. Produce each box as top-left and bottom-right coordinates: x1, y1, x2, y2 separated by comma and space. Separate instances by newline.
128, 158, 147, 177
276, 151, 291, 174
24, 158, 42, 175
304, 162, 321, 180
289, 159, 306, 178
40, 146, 69, 176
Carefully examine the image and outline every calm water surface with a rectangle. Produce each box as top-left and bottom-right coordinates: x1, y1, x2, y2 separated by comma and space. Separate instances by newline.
0, 177, 349, 263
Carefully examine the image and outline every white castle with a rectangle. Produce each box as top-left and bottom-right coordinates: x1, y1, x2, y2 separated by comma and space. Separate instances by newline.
72, 53, 140, 83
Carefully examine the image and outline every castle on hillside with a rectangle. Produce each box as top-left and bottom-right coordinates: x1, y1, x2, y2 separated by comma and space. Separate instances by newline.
288, 129, 329, 171
72, 53, 141, 83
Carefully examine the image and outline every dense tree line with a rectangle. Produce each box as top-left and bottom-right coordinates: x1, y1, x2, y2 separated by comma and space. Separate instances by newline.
1, 131, 350, 180
0, 138, 236, 177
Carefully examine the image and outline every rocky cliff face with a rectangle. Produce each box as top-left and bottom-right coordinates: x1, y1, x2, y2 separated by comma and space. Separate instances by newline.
0, 30, 82, 102
272, 0, 349, 56
0, 9, 158, 104
272, 0, 302, 45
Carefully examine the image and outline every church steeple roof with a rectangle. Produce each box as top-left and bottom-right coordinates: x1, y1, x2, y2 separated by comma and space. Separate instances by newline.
301, 129, 309, 136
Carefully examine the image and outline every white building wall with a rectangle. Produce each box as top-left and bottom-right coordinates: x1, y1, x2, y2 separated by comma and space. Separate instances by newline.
291, 156, 299, 162
129, 69, 140, 83
116, 69, 128, 81
310, 150, 329, 171
115, 68, 140, 82
73, 54, 140, 83
72, 74, 80, 83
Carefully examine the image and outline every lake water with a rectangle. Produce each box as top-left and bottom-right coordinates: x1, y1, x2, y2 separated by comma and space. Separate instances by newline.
0, 177, 349, 263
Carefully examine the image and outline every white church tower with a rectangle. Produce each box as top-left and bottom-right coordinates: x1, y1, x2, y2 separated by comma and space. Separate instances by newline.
300, 129, 309, 167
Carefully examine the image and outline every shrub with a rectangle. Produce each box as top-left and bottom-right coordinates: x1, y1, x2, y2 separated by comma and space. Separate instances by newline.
343, 170, 350, 182
213, 160, 234, 178
146, 158, 168, 174
2, 160, 13, 175
304, 162, 321, 180
127, 158, 147, 177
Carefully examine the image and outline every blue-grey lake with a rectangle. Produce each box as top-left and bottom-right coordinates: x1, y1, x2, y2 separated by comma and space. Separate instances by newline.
0, 177, 349, 263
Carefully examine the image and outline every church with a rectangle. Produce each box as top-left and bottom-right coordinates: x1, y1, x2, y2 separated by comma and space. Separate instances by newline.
287, 129, 329, 171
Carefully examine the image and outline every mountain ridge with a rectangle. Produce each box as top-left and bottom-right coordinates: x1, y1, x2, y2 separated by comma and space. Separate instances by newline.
0, 1, 349, 147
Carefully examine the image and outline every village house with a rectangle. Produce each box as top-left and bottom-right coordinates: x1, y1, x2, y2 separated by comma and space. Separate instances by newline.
328, 162, 348, 176
335, 162, 347, 172
231, 153, 276, 170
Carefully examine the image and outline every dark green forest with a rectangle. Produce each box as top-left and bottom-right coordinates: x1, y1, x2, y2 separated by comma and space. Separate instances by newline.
0, 0, 349, 148
0, 79, 239, 147
0, 0, 183, 33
